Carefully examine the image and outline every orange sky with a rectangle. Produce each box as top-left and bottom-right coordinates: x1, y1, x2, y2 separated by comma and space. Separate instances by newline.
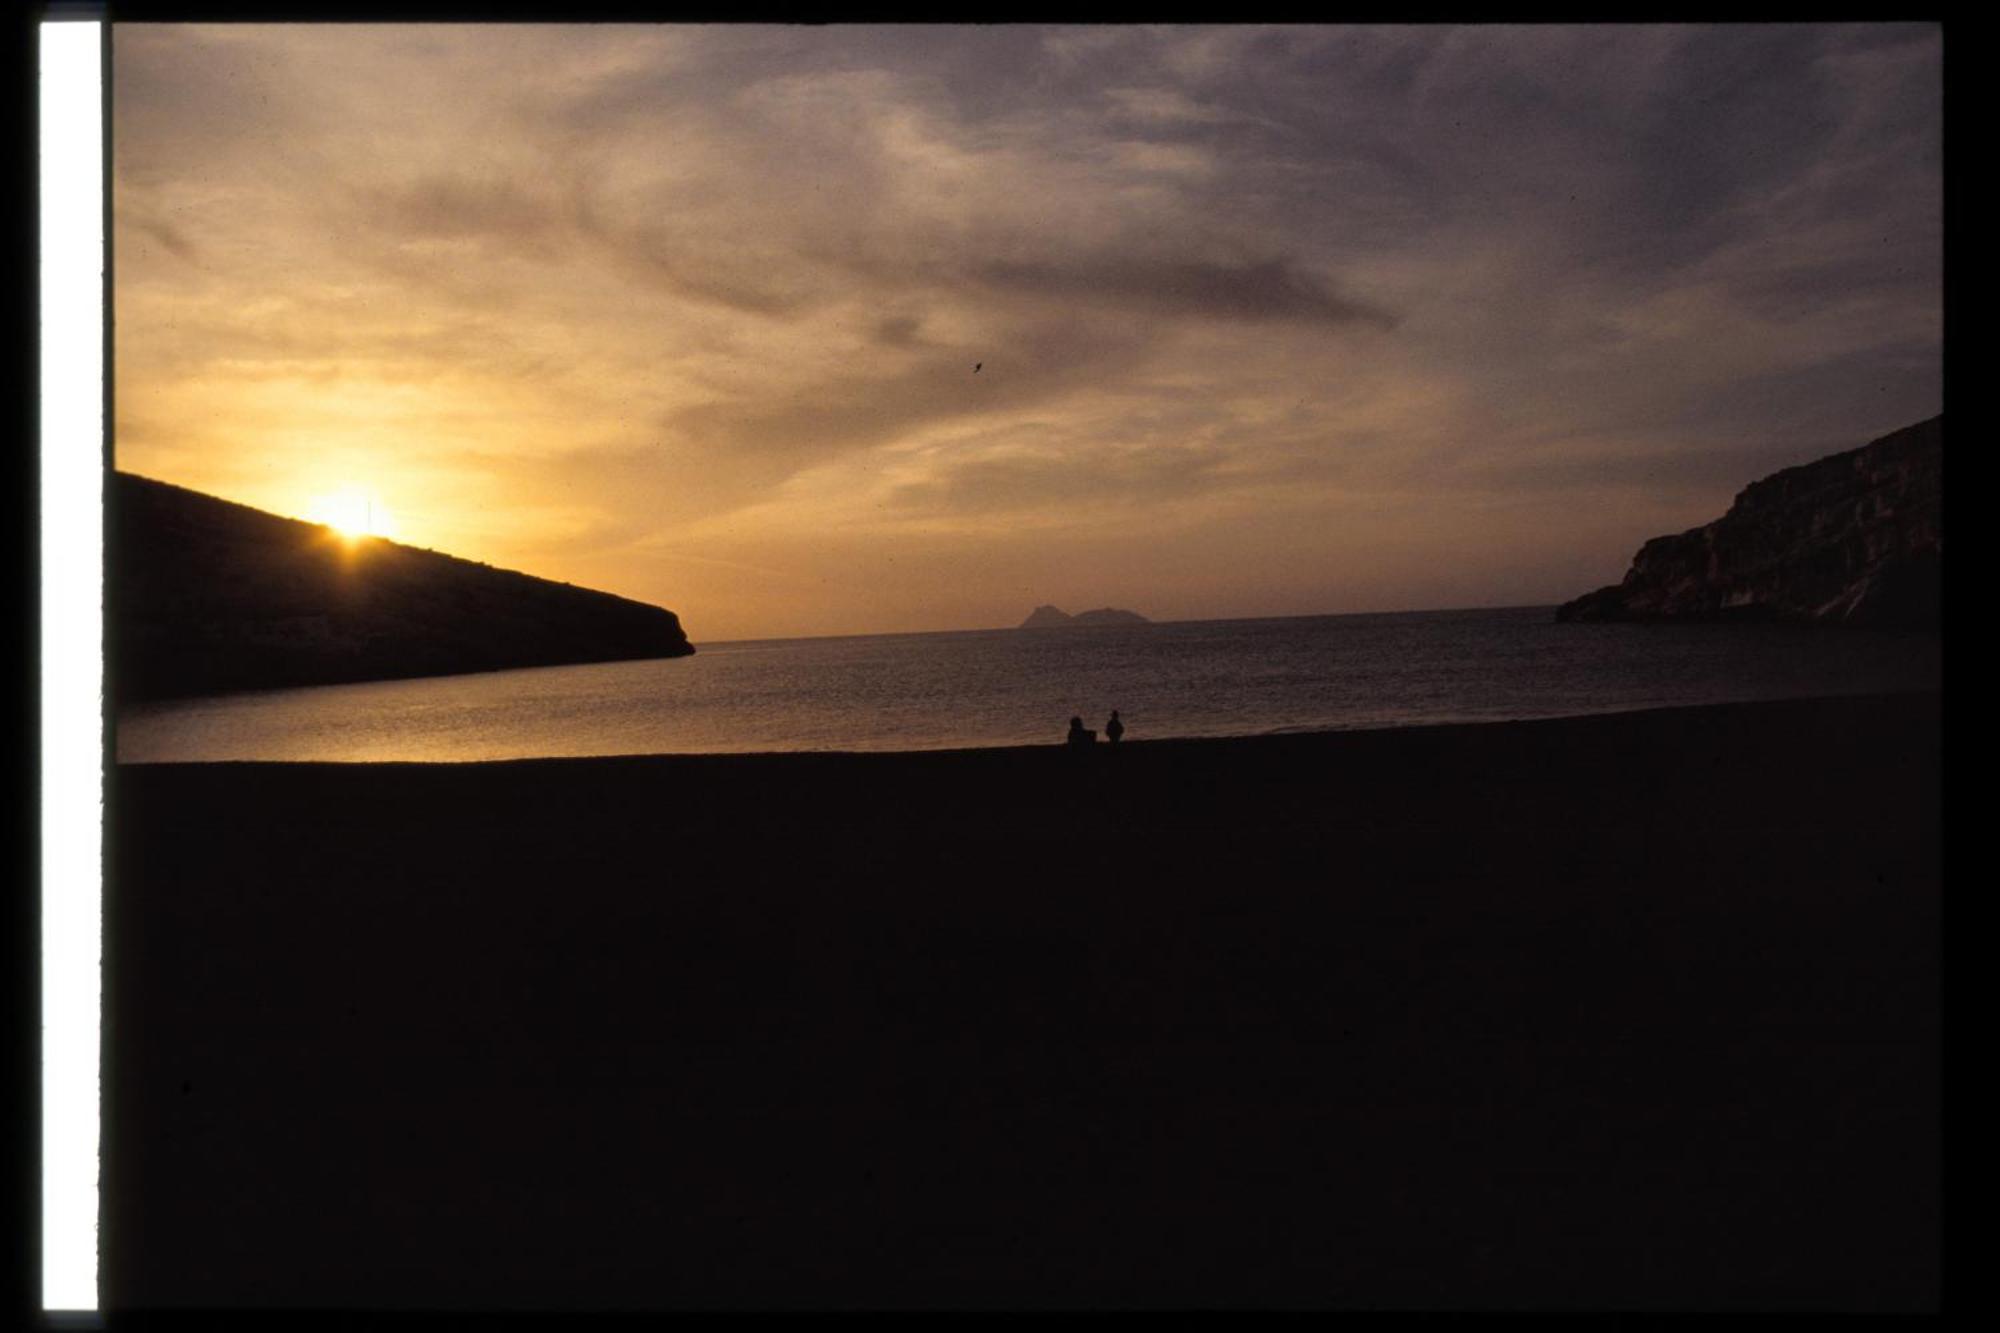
113, 24, 1942, 642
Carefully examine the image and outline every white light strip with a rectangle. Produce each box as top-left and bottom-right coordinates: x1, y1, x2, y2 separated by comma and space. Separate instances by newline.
40, 19, 104, 1316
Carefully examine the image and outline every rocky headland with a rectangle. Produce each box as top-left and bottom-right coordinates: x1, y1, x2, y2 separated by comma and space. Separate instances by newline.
115, 472, 695, 702
1557, 415, 1940, 629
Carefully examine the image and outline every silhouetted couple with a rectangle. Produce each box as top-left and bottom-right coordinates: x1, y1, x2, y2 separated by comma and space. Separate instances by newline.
1065, 711, 1125, 747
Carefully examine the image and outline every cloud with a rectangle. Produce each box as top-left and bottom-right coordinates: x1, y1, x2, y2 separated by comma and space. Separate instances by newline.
973, 255, 1396, 328
657, 311, 1159, 490
885, 434, 1232, 521
365, 175, 568, 247
123, 213, 199, 264
874, 314, 926, 348
112, 23, 1943, 637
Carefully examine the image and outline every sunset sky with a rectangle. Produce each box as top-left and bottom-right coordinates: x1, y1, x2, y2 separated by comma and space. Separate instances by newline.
112, 23, 1942, 642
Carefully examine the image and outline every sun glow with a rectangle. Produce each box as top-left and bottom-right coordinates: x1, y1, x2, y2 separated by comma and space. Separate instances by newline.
305, 486, 398, 542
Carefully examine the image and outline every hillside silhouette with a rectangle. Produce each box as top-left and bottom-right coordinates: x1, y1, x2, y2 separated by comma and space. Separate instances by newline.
1559, 416, 1940, 628
114, 472, 694, 702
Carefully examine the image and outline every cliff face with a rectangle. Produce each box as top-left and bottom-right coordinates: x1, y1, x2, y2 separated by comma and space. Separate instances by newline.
1019, 605, 1150, 628
115, 473, 695, 703
1557, 416, 1940, 629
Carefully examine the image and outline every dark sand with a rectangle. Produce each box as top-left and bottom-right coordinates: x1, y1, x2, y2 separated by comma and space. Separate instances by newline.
105, 693, 1940, 1310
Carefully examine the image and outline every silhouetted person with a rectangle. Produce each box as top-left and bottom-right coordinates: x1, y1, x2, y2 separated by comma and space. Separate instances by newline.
1105, 710, 1124, 744
1066, 715, 1095, 747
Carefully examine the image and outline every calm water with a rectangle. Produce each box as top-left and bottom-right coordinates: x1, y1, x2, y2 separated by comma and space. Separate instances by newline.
117, 606, 1942, 764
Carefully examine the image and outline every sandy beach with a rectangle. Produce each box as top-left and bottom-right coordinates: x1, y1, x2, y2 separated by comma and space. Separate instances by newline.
103, 692, 1940, 1310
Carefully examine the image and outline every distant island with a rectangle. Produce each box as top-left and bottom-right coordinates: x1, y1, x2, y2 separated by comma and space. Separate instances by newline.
1557, 415, 1940, 629
1018, 604, 1152, 629
115, 472, 694, 703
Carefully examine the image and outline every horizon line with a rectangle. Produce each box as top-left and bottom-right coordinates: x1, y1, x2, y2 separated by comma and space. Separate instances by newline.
694, 602, 1562, 648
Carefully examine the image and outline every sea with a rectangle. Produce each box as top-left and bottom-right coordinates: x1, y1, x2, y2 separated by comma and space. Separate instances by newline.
116, 605, 1942, 765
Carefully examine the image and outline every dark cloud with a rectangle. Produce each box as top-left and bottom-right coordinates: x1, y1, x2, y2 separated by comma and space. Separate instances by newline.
662, 312, 1154, 480
113, 26, 313, 188
357, 170, 826, 317
367, 175, 566, 245
874, 314, 925, 347
596, 223, 821, 317
973, 255, 1396, 329
126, 214, 198, 264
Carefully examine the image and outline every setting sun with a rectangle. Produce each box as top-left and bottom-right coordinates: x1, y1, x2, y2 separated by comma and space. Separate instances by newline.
305, 486, 398, 542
